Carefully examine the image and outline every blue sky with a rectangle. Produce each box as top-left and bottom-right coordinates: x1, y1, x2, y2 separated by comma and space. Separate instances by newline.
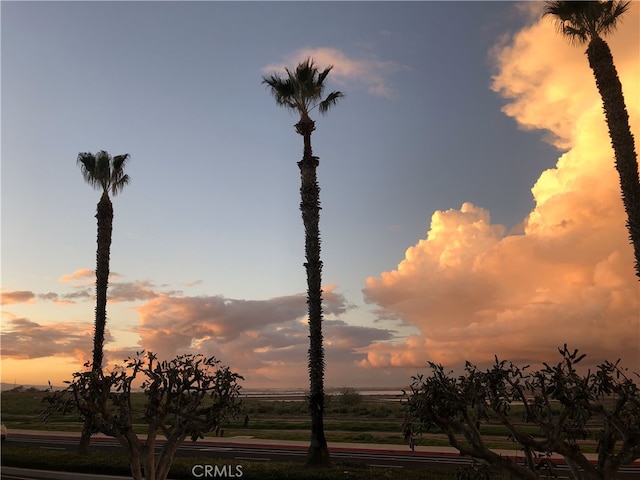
2, 1, 638, 389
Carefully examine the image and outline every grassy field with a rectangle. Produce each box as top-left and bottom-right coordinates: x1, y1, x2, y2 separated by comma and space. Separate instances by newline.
0, 386, 593, 479
1, 387, 470, 479
1, 387, 415, 441
0, 386, 525, 449
0, 386, 509, 478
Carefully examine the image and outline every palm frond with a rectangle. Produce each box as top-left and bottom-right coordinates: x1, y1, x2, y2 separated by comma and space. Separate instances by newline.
77, 152, 101, 189
295, 59, 313, 85
112, 153, 130, 171
262, 74, 292, 98
95, 151, 112, 190
317, 66, 333, 86
318, 91, 344, 115
110, 154, 131, 196
77, 150, 131, 196
111, 174, 131, 197
597, 0, 631, 37
543, 0, 631, 44
262, 57, 342, 121
77, 152, 96, 174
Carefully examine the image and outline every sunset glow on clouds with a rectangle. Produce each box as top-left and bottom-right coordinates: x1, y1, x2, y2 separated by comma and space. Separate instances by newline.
362, 5, 639, 371
1, 282, 394, 387
1, 290, 36, 305
1, 313, 98, 361
131, 285, 393, 386
58, 268, 95, 285
2, 3, 638, 390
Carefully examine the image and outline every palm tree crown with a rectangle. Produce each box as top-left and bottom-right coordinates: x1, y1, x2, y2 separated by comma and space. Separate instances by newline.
262, 58, 344, 124
77, 150, 131, 196
543, 0, 631, 44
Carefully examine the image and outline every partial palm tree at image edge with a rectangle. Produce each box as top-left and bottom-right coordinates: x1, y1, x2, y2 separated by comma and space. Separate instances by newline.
544, 0, 640, 279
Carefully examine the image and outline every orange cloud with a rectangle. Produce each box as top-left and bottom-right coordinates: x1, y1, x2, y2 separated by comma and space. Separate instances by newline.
362, 5, 640, 371
491, 2, 639, 150
108, 280, 160, 302
134, 287, 354, 358
0, 317, 101, 362
1, 290, 36, 305
58, 268, 94, 285
58, 268, 122, 287
131, 288, 393, 387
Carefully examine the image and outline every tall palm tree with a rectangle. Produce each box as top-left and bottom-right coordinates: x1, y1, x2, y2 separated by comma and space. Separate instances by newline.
544, 1, 640, 279
262, 58, 343, 467
77, 150, 131, 453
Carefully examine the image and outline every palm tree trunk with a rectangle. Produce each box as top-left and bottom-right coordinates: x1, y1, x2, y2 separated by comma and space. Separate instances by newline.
297, 120, 330, 467
93, 191, 113, 369
587, 36, 640, 279
80, 191, 113, 454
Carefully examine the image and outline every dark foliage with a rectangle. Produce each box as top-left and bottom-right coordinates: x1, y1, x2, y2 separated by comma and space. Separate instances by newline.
43, 352, 243, 480
405, 345, 640, 480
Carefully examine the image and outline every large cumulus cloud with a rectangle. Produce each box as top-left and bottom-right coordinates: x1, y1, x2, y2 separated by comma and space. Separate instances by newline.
362, 4, 639, 370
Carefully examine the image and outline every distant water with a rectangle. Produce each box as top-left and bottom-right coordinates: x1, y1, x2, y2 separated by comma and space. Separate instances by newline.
241, 388, 406, 400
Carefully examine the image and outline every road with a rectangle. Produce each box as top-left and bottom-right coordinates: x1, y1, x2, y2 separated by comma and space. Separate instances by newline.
3, 430, 640, 479
3, 429, 473, 471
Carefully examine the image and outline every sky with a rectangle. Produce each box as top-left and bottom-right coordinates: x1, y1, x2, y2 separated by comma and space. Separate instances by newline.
1, 1, 639, 391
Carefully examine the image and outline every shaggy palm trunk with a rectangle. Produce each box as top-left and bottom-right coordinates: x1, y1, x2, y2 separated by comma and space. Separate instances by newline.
80, 191, 114, 454
296, 119, 330, 467
587, 36, 640, 279
93, 190, 113, 370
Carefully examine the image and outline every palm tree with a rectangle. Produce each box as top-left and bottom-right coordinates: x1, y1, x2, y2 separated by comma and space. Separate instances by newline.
77, 150, 131, 453
262, 59, 343, 467
544, 1, 640, 279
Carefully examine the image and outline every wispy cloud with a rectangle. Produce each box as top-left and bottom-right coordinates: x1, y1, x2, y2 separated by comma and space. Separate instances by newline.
58, 268, 123, 287
36, 290, 93, 304
1, 290, 36, 305
0, 317, 103, 361
58, 268, 95, 285
263, 47, 409, 99
109, 280, 162, 302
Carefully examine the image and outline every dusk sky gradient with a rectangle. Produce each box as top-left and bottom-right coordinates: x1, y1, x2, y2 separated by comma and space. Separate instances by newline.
2, 1, 639, 390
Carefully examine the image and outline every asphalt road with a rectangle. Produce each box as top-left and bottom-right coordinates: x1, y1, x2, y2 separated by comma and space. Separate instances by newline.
3, 429, 471, 470
3, 430, 640, 479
